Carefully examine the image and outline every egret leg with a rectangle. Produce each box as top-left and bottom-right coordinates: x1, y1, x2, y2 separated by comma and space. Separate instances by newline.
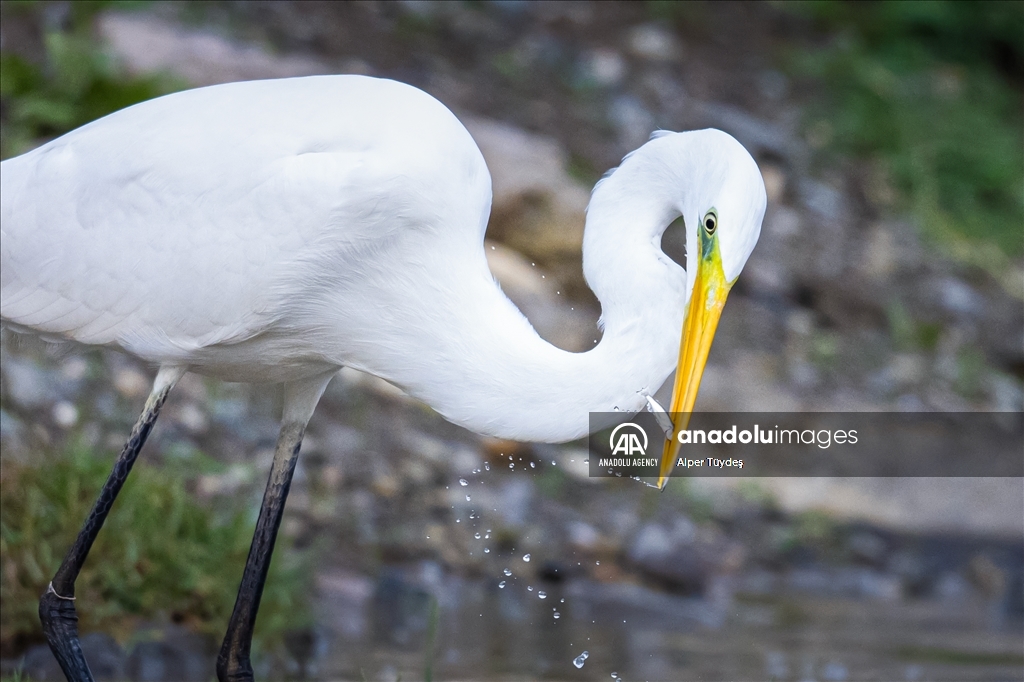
39, 365, 184, 682
217, 372, 334, 682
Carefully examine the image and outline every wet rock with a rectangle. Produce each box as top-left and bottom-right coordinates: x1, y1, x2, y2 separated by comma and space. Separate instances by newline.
760, 162, 787, 205
124, 625, 214, 682
860, 223, 898, 280
51, 400, 78, 429
579, 48, 627, 87
693, 101, 796, 160
786, 567, 901, 600
847, 530, 888, 566
3, 356, 57, 409
609, 94, 656, 150
463, 116, 590, 272
173, 402, 208, 435
112, 367, 151, 399
626, 23, 683, 62
98, 13, 329, 87
937, 276, 984, 316
565, 520, 601, 551
627, 519, 744, 594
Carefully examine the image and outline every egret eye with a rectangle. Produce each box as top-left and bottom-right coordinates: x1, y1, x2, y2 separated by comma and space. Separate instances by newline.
703, 211, 717, 235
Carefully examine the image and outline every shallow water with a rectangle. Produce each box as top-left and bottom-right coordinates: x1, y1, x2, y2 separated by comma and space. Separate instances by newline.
316, 570, 1023, 682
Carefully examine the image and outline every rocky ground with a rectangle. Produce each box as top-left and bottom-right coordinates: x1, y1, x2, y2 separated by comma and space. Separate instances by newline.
1, 3, 1022, 681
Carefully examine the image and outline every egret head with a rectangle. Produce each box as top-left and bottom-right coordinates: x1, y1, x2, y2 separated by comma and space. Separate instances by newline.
658, 130, 767, 487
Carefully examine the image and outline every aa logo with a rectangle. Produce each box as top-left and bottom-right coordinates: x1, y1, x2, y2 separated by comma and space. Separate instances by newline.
609, 422, 648, 456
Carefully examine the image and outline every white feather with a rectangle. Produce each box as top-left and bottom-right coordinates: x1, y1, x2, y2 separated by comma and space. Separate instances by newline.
1, 75, 765, 442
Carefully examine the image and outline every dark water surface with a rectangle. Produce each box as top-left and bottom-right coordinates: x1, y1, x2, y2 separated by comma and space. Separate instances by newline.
316, 569, 1024, 682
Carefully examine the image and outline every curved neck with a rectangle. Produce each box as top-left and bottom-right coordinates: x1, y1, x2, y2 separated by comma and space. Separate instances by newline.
361, 144, 692, 443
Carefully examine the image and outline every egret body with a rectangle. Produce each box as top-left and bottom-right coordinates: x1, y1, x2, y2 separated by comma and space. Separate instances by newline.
0, 75, 765, 682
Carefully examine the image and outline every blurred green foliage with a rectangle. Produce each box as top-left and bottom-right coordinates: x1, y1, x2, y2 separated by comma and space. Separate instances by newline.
784, 1, 1024, 262
0, 1, 175, 159
0, 441, 310, 655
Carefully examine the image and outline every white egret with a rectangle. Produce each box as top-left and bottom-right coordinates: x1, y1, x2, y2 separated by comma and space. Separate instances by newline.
0, 75, 765, 682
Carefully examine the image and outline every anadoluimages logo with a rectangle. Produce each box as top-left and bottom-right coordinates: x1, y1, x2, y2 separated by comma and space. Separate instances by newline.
609, 422, 648, 456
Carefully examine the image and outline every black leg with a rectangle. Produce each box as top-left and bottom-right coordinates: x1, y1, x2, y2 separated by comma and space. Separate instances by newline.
216, 421, 306, 682
40, 367, 181, 682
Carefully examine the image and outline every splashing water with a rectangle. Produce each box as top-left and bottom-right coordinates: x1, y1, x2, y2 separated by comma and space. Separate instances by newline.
573, 651, 589, 669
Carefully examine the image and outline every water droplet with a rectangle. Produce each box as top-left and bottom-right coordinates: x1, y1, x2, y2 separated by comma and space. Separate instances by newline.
484, 548, 490, 553
459, 479, 468, 486
530, 462, 535, 468
573, 651, 589, 669
538, 591, 547, 599
503, 568, 512, 576
596, 561, 600, 565
484, 463, 490, 471
560, 598, 565, 603
611, 673, 618, 680
553, 611, 561, 619
491, 245, 496, 250
466, 495, 471, 501
499, 580, 506, 588
474, 532, 481, 539
527, 586, 534, 592
523, 553, 531, 562
456, 519, 461, 523
509, 463, 514, 469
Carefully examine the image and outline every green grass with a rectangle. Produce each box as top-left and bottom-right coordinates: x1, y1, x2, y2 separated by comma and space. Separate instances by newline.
783, 1, 1024, 268
0, 439, 311, 656
0, 1, 178, 159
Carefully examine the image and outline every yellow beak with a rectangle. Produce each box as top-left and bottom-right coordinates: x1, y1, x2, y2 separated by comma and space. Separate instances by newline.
657, 232, 732, 489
